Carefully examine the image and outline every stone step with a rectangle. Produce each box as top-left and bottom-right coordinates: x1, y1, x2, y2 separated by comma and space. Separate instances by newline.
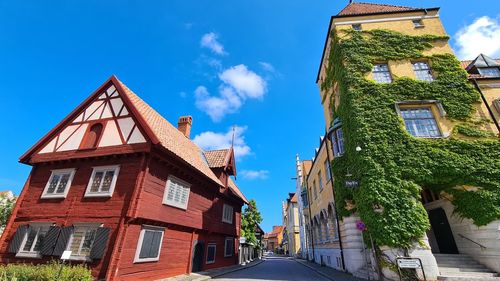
438, 276, 500, 281
440, 267, 495, 273
438, 263, 486, 269
439, 272, 499, 278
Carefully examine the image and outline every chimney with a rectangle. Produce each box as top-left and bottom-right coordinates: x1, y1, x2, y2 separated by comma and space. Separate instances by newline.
177, 116, 193, 138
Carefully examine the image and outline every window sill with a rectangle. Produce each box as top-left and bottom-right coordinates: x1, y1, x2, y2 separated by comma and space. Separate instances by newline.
414, 25, 425, 29
67, 256, 91, 262
134, 257, 160, 263
16, 252, 42, 259
206, 261, 215, 264
222, 220, 233, 224
163, 202, 188, 211
40, 195, 66, 199
84, 193, 113, 198
224, 254, 233, 258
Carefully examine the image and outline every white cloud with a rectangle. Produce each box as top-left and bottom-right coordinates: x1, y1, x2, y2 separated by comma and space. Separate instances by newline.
193, 126, 251, 159
219, 64, 267, 99
194, 64, 267, 121
200, 32, 226, 55
259, 62, 275, 73
455, 16, 500, 59
240, 170, 269, 180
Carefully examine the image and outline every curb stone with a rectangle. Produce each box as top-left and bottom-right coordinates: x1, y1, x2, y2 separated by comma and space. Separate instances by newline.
294, 258, 336, 281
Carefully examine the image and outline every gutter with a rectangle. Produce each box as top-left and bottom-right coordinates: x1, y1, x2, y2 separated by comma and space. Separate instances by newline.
472, 78, 500, 132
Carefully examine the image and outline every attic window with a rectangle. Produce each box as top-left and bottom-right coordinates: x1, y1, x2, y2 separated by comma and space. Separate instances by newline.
412, 19, 424, 28
478, 67, 500, 78
81, 123, 103, 149
352, 24, 362, 31
493, 99, 500, 114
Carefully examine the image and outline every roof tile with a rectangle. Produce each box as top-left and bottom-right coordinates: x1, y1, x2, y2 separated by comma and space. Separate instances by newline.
338, 2, 417, 16
204, 149, 231, 168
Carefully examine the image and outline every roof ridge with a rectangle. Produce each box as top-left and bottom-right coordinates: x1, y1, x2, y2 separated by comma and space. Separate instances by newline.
205, 148, 231, 152
353, 1, 416, 9
337, 1, 420, 16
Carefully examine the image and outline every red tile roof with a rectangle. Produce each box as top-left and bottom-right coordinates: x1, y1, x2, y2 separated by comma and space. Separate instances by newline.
290, 193, 298, 203
204, 149, 231, 168
337, 2, 418, 16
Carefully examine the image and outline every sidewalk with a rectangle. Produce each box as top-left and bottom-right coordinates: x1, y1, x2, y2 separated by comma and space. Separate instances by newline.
294, 258, 364, 281
159, 259, 265, 281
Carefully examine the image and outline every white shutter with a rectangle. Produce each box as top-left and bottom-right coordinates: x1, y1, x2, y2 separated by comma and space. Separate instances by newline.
163, 176, 190, 210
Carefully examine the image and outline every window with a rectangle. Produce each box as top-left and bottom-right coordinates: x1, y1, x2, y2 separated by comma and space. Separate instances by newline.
412, 19, 424, 28
352, 24, 362, 31
16, 223, 51, 258
163, 176, 190, 210
478, 67, 500, 77
372, 64, 392, 83
324, 160, 331, 181
313, 181, 318, 199
318, 171, 323, 191
81, 123, 103, 149
85, 165, 120, 197
134, 225, 164, 263
222, 204, 233, 224
224, 238, 233, 257
331, 128, 345, 157
400, 108, 441, 137
206, 243, 216, 264
41, 169, 76, 199
413, 62, 433, 81
494, 99, 500, 113
67, 224, 99, 260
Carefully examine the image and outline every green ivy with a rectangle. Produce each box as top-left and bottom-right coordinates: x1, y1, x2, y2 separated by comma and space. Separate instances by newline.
323, 29, 500, 248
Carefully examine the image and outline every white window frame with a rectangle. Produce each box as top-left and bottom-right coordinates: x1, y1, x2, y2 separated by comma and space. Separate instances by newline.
324, 160, 331, 182
41, 168, 76, 199
66, 223, 101, 261
206, 243, 216, 264
162, 176, 191, 210
224, 237, 233, 257
413, 62, 434, 81
84, 165, 120, 197
134, 225, 165, 263
16, 222, 52, 258
222, 204, 234, 224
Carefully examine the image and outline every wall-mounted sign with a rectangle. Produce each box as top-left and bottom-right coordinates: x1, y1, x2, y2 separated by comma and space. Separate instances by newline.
345, 180, 359, 188
356, 220, 366, 232
61, 250, 72, 260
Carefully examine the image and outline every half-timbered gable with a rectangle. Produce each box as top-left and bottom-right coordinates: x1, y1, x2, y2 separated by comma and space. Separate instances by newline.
0, 76, 247, 281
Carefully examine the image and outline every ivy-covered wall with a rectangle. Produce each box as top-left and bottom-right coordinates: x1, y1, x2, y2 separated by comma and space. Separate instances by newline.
322, 29, 500, 248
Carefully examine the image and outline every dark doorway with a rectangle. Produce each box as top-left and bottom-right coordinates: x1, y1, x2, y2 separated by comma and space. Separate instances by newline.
428, 208, 458, 254
191, 241, 204, 272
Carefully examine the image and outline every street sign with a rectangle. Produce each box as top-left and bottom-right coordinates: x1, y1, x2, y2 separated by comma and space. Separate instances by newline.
397, 258, 421, 269
345, 180, 359, 188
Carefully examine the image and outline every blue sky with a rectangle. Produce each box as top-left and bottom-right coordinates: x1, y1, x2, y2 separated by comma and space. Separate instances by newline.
0, 0, 499, 232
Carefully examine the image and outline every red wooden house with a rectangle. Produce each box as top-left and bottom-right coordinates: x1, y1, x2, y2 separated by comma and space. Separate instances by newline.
0, 76, 248, 280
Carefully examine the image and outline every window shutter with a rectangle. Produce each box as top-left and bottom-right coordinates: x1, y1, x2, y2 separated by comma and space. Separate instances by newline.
90, 227, 111, 260
8, 224, 29, 254
53, 226, 74, 257
40, 226, 61, 256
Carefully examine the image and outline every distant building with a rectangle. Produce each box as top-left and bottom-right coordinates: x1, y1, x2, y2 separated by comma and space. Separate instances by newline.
0, 76, 248, 280
282, 193, 301, 257
264, 225, 283, 253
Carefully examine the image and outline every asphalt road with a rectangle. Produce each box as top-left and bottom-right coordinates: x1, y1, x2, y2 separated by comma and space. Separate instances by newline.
213, 256, 331, 281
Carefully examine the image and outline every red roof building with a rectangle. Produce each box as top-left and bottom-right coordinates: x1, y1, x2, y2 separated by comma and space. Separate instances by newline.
0, 76, 247, 280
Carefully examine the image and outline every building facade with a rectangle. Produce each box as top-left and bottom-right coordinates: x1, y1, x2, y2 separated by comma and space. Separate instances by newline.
282, 193, 301, 256
264, 225, 283, 253
0, 76, 248, 280
295, 155, 309, 260
303, 138, 343, 270
316, 2, 499, 280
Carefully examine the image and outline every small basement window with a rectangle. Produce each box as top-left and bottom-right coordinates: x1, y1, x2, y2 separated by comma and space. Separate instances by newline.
352, 24, 362, 31
84, 165, 120, 197
41, 168, 76, 199
134, 225, 164, 263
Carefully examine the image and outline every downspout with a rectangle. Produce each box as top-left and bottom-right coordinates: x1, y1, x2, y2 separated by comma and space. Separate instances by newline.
472, 78, 500, 132
324, 132, 346, 272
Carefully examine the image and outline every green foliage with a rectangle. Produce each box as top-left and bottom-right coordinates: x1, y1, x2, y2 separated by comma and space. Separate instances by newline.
241, 199, 263, 247
456, 124, 495, 138
0, 193, 16, 229
322, 29, 500, 248
0, 261, 93, 281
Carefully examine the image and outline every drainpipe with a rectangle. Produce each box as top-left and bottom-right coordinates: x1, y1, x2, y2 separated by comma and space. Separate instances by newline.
472, 78, 500, 132
324, 131, 346, 272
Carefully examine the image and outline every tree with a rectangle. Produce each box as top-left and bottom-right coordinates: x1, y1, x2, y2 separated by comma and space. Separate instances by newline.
0, 192, 16, 230
241, 199, 263, 247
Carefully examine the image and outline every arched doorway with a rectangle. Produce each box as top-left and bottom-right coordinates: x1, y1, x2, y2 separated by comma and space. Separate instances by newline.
191, 241, 204, 272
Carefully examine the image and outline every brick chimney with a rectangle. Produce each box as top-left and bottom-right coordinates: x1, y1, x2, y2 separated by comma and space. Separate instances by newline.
177, 116, 193, 138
